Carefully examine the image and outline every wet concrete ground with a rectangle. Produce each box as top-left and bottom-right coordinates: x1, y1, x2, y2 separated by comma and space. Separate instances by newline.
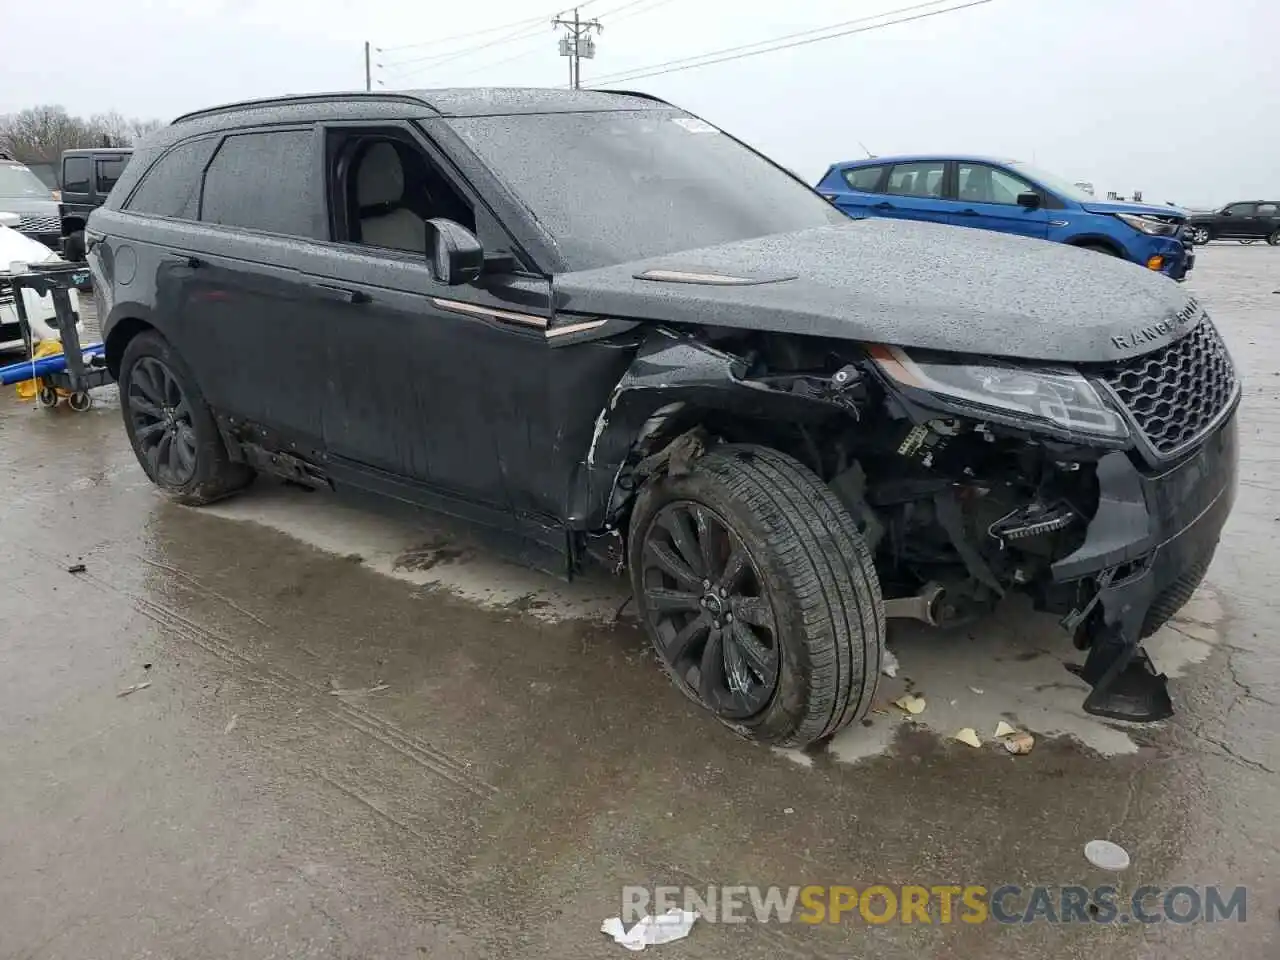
1, 245, 1278, 959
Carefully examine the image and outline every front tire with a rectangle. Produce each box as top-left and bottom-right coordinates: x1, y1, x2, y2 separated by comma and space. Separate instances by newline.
119, 330, 253, 505
1078, 242, 1121, 257
64, 230, 86, 262
628, 444, 884, 748
1187, 226, 1210, 245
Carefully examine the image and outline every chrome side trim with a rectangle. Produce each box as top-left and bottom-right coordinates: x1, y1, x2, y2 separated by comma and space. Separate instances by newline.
545, 318, 608, 338
429, 297, 547, 329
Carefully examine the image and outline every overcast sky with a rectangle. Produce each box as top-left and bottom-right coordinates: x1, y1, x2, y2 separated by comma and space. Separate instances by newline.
2, 0, 1274, 207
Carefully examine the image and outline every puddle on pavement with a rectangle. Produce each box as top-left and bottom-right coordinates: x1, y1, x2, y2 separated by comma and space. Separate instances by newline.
200, 480, 1226, 767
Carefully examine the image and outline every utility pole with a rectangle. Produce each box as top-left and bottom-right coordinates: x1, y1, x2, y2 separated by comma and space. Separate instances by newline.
364, 41, 372, 91
553, 8, 601, 89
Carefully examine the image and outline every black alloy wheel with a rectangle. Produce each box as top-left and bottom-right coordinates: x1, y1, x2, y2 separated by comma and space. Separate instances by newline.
127, 356, 198, 486
640, 500, 780, 719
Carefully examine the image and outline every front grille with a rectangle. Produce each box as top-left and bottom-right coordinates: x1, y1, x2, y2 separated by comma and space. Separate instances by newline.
17, 213, 59, 234
1102, 318, 1236, 456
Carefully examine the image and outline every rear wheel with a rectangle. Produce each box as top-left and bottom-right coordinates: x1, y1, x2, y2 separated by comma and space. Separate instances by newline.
119, 330, 253, 505
628, 444, 884, 748
1267, 230, 1279, 246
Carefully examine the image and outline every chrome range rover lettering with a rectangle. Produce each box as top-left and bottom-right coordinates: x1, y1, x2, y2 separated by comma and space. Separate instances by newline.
1110, 299, 1202, 351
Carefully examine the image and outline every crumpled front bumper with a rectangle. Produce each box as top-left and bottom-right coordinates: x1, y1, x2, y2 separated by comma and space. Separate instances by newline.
1046, 409, 1238, 717
1054, 409, 1237, 632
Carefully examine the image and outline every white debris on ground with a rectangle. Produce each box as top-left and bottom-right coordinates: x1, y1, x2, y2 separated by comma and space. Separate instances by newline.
601, 909, 699, 952
953, 727, 982, 748
1084, 839, 1131, 871
882, 647, 900, 678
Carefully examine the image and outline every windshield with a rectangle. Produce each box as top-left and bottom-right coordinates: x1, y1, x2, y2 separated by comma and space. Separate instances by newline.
447, 110, 846, 271
0, 162, 55, 199
1007, 162, 1096, 204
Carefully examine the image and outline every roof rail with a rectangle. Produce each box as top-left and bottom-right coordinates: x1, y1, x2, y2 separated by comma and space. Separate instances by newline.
586, 89, 675, 108
172, 91, 438, 125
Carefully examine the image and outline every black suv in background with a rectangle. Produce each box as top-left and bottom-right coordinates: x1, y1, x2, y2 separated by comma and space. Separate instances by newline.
87, 89, 1239, 747
59, 147, 132, 260
1186, 200, 1280, 245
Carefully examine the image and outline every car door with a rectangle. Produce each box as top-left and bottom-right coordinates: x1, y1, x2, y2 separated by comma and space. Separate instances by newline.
951, 162, 1050, 239
877, 160, 951, 224
295, 121, 560, 515
170, 126, 332, 451
1216, 202, 1255, 238
1257, 202, 1280, 240
823, 163, 887, 218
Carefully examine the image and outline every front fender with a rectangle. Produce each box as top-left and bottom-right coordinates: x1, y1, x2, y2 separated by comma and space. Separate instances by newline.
566, 328, 859, 532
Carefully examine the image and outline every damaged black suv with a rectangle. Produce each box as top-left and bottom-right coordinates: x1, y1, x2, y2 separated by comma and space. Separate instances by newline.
89, 89, 1239, 747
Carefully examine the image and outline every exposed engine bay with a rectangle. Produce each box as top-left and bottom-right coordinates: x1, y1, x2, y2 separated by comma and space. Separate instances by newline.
592, 322, 1239, 724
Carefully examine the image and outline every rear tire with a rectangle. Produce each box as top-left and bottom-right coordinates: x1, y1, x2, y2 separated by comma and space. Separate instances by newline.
119, 330, 253, 505
1267, 230, 1279, 246
628, 443, 884, 748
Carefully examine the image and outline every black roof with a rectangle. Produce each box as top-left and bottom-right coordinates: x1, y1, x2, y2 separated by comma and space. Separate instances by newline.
62, 147, 134, 156
172, 87, 673, 125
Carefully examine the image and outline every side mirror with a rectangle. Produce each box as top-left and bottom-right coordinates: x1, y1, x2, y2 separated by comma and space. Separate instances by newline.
426, 218, 483, 286
0, 211, 19, 228
1016, 191, 1041, 209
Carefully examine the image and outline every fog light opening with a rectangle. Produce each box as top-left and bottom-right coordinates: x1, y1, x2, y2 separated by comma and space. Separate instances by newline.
1146, 255, 1165, 271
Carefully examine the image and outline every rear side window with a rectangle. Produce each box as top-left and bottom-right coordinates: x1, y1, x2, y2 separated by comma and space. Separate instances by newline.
200, 130, 317, 238
96, 157, 128, 194
1256, 202, 1278, 216
63, 157, 91, 194
842, 165, 885, 192
886, 161, 946, 199
125, 138, 218, 219
957, 163, 1036, 205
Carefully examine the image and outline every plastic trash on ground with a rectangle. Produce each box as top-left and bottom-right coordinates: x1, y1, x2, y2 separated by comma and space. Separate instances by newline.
1085, 839, 1131, 871
601, 908, 699, 952
953, 727, 982, 748
893, 694, 926, 715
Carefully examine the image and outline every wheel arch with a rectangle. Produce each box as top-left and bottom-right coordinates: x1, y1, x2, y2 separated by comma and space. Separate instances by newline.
1064, 234, 1127, 258
103, 305, 157, 378
567, 328, 859, 540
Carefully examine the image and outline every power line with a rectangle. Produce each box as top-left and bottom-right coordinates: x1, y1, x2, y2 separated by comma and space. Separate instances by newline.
595, 0, 678, 25
378, 0, 603, 60
379, 13, 550, 54
381, 21, 549, 70
584, 0, 992, 86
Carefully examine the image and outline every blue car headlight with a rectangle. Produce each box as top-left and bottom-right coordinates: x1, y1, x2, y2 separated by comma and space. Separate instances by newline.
1115, 212, 1179, 237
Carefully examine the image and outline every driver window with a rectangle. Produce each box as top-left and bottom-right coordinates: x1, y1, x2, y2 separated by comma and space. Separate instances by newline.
1223, 202, 1254, 217
328, 131, 476, 253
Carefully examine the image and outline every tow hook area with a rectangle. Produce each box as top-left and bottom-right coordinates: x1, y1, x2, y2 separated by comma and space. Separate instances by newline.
1067, 569, 1173, 722
1072, 627, 1173, 722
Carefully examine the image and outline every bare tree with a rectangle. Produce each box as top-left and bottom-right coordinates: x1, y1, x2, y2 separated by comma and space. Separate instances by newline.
0, 105, 163, 163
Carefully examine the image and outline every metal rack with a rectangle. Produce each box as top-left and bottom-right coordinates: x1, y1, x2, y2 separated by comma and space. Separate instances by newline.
7, 261, 111, 411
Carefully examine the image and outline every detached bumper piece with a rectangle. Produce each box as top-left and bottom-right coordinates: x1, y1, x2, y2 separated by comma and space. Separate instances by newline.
1052, 412, 1237, 721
